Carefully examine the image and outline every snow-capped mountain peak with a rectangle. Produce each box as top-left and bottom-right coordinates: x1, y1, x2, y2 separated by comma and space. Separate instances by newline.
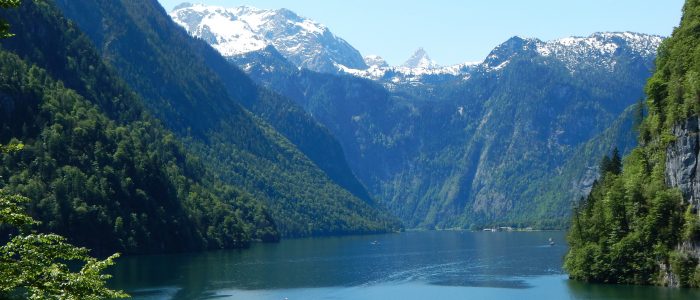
480, 32, 663, 72
402, 48, 439, 69
169, 3, 367, 73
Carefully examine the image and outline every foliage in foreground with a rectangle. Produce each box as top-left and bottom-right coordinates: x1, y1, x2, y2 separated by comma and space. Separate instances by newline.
1, 172, 127, 299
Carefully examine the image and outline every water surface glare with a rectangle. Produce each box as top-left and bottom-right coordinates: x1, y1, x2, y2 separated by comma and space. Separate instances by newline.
111, 231, 700, 299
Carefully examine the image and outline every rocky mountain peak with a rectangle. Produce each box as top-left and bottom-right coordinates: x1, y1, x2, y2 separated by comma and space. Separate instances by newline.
402, 47, 439, 69
169, 3, 367, 73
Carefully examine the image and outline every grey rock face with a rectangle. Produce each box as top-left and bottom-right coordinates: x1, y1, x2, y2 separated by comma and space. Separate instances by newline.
664, 116, 700, 287
665, 116, 700, 211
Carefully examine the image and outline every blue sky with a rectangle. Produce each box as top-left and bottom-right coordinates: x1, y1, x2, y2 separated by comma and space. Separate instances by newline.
157, 0, 685, 66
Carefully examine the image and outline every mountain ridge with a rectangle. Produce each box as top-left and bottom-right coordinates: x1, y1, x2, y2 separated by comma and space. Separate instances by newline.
342, 32, 663, 86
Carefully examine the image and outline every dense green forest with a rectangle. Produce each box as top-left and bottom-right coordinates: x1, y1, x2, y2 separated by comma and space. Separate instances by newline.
46, 0, 399, 237
0, 5, 278, 254
565, 0, 700, 287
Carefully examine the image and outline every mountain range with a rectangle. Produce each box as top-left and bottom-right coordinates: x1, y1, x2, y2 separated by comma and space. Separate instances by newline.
346, 32, 662, 87
173, 3, 662, 229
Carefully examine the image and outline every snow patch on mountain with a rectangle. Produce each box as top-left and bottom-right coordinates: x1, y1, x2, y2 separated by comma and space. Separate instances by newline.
534, 32, 663, 72
170, 3, 367, 73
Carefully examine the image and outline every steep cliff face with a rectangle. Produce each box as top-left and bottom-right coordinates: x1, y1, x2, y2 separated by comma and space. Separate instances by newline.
664, 117, 700, 287
666, 117, 700, 211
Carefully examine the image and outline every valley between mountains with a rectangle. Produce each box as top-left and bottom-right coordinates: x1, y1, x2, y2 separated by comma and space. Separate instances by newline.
170, 2, 660, 229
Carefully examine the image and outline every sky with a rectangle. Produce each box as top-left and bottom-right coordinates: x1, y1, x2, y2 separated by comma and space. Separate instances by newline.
157, 0, 685, 66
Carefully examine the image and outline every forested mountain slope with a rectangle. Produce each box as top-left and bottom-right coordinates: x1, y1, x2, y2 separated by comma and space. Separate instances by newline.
0, 0, 277, 255
0, 0, 397, 254
50, 0, 398, 236
55, 0, 373, 205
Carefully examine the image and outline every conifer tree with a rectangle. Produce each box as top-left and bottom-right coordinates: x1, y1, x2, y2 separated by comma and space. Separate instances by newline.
0, 0, 19, 38
610, 147, 622, 175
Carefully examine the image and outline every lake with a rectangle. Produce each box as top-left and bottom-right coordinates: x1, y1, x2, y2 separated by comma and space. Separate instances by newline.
110, 231, 700, 299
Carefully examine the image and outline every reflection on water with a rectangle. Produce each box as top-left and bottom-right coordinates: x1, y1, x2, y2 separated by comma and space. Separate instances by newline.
110, 231, 700, 300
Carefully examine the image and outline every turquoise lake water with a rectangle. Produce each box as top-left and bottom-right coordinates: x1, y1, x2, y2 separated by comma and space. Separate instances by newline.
110, 231, 700, 299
